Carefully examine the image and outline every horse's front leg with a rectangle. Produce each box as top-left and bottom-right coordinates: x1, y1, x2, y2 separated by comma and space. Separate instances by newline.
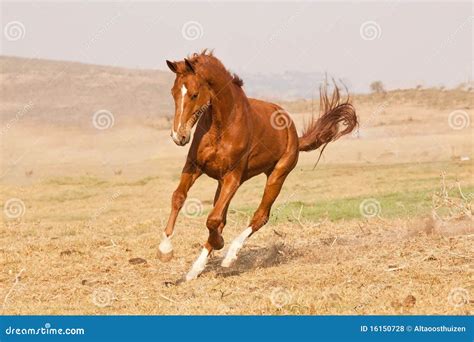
158, 165, 202, 262
185, 171, 241, 281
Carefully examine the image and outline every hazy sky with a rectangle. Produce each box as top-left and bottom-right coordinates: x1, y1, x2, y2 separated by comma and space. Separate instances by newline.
1, 1, 472, 92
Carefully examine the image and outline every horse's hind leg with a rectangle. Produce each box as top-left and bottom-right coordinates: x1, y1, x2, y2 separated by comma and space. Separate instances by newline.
221, 158, 296, 267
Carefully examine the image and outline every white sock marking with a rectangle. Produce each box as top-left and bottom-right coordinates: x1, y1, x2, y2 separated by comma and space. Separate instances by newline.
158, 232, 173, 254
221, 227, 253, 267
186, 248, 209, 281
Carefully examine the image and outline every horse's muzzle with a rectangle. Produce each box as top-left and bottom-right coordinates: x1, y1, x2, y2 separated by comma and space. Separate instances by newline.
170, 131, 190, 146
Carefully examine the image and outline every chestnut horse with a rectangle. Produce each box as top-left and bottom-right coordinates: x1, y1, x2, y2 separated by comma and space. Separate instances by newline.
158, 50, 357, 281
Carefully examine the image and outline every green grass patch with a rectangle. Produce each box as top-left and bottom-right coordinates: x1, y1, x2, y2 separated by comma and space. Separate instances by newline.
233, 185, 474, 222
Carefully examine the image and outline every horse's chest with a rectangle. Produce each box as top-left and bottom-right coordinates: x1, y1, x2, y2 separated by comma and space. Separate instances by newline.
196, 144, 224, 176
197, 143, 214, 161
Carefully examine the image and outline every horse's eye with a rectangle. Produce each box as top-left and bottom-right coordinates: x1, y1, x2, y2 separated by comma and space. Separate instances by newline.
191, 93, 198, 100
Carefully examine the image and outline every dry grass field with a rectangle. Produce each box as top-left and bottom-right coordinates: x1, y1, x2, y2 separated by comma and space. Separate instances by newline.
0, 57, 473, 315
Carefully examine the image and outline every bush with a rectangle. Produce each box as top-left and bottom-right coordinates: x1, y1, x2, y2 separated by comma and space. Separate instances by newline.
370, 81, 385, 94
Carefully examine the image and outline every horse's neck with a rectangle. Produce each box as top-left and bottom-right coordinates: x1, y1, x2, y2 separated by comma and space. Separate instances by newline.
210, 82, 241, 129
211, 102, 232, 129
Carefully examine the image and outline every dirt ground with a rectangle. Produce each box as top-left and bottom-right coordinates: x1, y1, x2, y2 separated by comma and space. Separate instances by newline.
0, 59, 472, 315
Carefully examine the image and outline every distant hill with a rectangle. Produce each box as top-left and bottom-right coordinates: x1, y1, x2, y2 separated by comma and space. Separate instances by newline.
0, 56, 175, 128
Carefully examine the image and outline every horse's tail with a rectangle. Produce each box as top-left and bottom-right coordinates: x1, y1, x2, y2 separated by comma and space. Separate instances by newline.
298, 82, 358, 165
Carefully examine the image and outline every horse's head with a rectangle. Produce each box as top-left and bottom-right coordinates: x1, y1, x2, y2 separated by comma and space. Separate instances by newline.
166, 58, 211, 146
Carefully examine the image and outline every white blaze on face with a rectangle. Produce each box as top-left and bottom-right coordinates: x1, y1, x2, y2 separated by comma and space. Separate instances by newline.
172, 84, 188, 139
178, 84, 188, 131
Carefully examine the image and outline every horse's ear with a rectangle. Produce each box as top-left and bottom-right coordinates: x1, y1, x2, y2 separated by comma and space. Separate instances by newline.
184, 58, 195, 74
166, 60, 178, 73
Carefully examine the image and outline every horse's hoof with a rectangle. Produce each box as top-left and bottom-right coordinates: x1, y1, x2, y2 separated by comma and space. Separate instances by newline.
221, 257, 235, 268
209, 234, 225, 250
157, 250, 174, 262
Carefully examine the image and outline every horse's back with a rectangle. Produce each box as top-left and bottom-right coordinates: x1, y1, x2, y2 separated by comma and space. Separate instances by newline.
247, 97, 298, 144
244, 98, 299, 177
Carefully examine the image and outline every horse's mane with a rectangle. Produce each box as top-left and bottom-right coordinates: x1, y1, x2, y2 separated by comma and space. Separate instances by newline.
187, 49, 244, 87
